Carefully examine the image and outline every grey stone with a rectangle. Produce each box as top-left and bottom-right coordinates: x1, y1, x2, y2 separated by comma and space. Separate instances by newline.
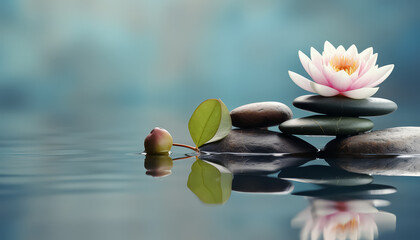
277, 165, 373, 186
326, 155, 420, 176
293, 95, 397, 116
293, 184, 397, 199
230, 101, 292, 128
199, 129, 317, 153
199, 153, 314, 175
324, 127, 420, 154
232, 175, 293, 194
293, 184, 397, 200
279, 115, 374, 136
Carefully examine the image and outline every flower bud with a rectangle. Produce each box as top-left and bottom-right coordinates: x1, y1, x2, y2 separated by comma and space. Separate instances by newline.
144, 127, 173, 154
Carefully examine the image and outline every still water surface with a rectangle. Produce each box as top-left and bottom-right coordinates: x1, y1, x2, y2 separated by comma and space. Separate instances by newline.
1, 110, 419, 240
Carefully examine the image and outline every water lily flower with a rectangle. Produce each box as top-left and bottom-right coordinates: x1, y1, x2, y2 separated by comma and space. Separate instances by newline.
288, 41, 394, 99
292, 199, 396, 240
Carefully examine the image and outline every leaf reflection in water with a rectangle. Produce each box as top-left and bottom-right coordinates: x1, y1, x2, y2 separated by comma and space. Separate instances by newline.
187, 158, 232, 204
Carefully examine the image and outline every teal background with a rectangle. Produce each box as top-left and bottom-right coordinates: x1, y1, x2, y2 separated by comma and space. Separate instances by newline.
1, 0, 419, 138
0, 1, 419, 240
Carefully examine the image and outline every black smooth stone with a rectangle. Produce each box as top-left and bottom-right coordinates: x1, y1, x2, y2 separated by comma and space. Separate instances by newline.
199, 153, 315, 175
324, 127, 420, 155
199, 129, 317, 153
232, 175, 293, 194
326, 154, 420, 176
279, 115, 374, 136
277, 165, 373, 186
230, 101, 292, 128
293, 184, 397, 199
293, 95, 397, 116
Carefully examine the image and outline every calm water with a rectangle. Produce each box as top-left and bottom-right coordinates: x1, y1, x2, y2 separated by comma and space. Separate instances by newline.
1, 109, 419, 240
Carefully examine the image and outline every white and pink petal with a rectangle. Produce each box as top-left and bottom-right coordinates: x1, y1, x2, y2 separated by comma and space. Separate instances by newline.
308, 62, 329, 85
359, 53, 378, 77
288, 71, 316, 93
336, 45, 346, 54
360, 47, 373, 61
350, 64, 361, 81
323, 41, 336, 56
352, 64, 393, 89
329, 70, 353, 91
310, 82, 340, 97
346, 44, 358, 59
367, 64, 394, 87
341, 87, 379, 99
351, 65, 380, 89
298, 51, 311, 76
310, 47, 323, 71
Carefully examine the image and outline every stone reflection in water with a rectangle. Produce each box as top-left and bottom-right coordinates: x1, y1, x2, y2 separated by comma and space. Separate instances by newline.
323, 127, 420, 176
199, 152, 314, 175
294, 184, 397, 199
187, 158, 232, 204
292, 198, 396, 240
232, 175, 293, 194
326, 154, 420, 177
199, 129, 318, 154
278, 165, 373, 186
144, 154, 173, 177
324, 127, 420, 155
197, 128, 317, 175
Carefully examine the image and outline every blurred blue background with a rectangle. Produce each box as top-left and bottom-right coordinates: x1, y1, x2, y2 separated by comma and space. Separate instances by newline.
1, 0, 420, 143
1, 1, 420, 240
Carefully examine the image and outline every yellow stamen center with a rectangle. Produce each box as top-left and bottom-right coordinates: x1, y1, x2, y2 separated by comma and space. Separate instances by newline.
333, 218, 359, 233
330, 56, 359, 75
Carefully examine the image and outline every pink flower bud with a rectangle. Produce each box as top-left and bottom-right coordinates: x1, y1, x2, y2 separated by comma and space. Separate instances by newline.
144, 127, 173, 154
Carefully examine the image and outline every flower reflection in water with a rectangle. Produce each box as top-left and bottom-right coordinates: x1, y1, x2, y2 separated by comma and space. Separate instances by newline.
292, 199, 395, 240
144, 154, 173, 177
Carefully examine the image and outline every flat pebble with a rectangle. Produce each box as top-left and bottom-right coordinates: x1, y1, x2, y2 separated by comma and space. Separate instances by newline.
293, 95, 397, 116
279, 115, 374, 136
230, 101, 292, 128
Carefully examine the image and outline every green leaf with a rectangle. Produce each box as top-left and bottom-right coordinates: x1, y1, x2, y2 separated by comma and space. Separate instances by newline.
188, 99, 232, 147
187, 158, 232, 204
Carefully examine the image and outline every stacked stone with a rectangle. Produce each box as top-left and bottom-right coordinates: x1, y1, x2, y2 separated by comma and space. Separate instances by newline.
200, 101, 318, 155
230, 101, 293, 129
279, 95, 398, 136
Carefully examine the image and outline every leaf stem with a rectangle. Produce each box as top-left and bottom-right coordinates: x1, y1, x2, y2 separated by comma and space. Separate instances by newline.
172, 143, 199, 152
